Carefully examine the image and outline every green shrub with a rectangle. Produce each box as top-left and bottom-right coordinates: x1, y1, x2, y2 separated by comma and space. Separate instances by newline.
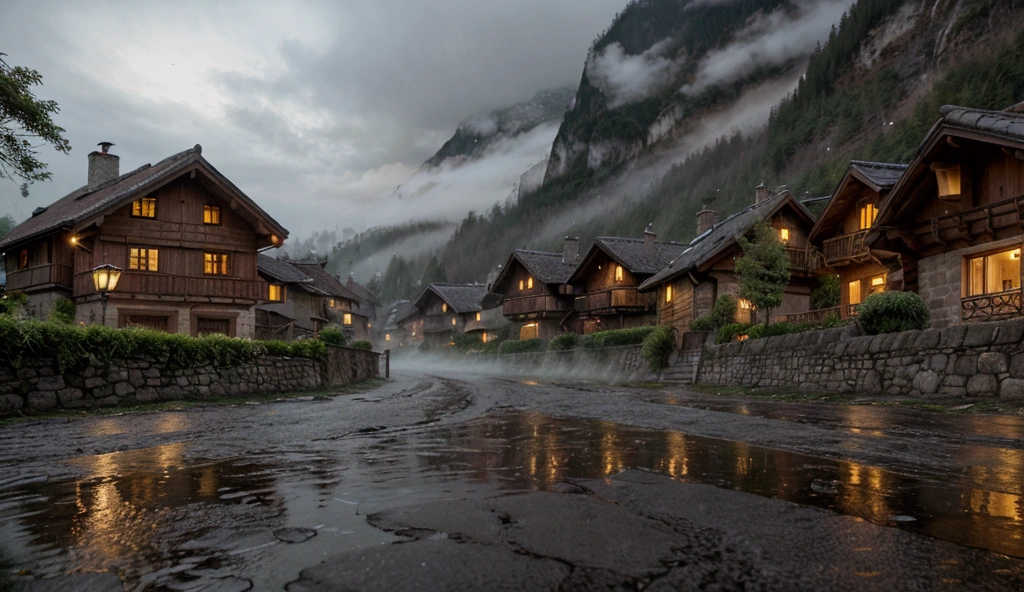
641, 325, 675, 372
691, 295, 740, 331
0, 292, 27, 316
318, 326, 347, 346
582, 326, 657, 349
690, 314, 716, 331
819, 312, 843, 328
858, 291, 930, 334
811, 275, 841, 310
481, 341, 501, 354
498, 338, 547, 354
452, 332, 484, 351
48, 298, 76, 324
716, 323, 752, 344
350, 340, 373, 350
548, 332, 579, 351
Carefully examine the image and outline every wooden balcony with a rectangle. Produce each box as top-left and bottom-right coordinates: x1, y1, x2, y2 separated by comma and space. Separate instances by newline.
422, 315, 458, 333
783, 304, 859, 324
821, 230, 870, 267
962, 289, 1023, 323
911, 193, 1024, 249
784, 247, 812, 273
574, 287, 654, 314
73, 271, 265, 302
502, 294, 569, 317
4, 264, 73, 291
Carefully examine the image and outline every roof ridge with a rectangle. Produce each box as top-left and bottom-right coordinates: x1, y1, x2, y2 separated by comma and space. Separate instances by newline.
941, 104, 1024, 119
850, 159, 908, 169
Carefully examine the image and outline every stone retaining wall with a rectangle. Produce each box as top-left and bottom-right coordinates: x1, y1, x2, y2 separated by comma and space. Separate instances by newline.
699, 318, 1024, 398
0, 344, 381, 415
495, 345, 656, 382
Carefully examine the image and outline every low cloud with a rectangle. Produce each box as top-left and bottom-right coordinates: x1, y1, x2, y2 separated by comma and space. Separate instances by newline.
586, 39, 680, 109
682, 0, 855, 95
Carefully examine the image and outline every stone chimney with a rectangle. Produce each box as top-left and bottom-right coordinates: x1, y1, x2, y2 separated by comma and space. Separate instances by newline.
88, 142, 119, 189
696, 205, 719, 235
643, 224, 657, 247
755, 182, 772, 204
562, 236, 580, 263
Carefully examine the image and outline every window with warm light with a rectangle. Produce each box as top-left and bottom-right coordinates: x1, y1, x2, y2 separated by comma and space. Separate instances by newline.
848, 274, 886, 305
343, 313, 353, 325
665, 284, 673, 303
131, 197, 156, 218
329, 299, 336, 308
385, 333, 391, 342
967, 248, 1021, 296
451, 317, 457, 326
615, 265, 624, 282
129, 247, 159, 272
268, 284, 284, 302
849, 281, 862, 305
868, 274, 886, 296
527, 276, 534, 289
779, 228, 790, 244
519, 280, 525, 291
738, 298, 753, 310
203, 252, 229, 275
520, 323, 539, 340
859, 204, 877, 230
932, 163, 961, 199
203, 205, 221, 225
442, 303, 448, 313
18, 249, 28, 270
482, 333, 488, 343
475, 312, 481, 322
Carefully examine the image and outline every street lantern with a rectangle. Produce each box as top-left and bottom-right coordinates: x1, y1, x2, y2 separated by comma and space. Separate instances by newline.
91, 263, 122, 326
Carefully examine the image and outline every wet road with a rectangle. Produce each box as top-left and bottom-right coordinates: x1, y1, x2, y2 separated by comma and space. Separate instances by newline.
2, 363, 1024, 590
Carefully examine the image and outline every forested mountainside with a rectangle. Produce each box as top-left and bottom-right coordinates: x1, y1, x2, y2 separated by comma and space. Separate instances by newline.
430, 0, 1024, 285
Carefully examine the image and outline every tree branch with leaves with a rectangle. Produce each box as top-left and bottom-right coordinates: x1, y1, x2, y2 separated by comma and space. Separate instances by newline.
0, 53, 71, 195
735, 222, 791, 326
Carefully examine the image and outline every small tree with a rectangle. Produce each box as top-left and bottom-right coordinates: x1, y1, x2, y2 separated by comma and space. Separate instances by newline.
735, 223, 791, 325
811, 274, 840, 310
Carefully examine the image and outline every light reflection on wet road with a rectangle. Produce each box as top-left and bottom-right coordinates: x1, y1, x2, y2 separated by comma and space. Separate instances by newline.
1, 373, 1024, 590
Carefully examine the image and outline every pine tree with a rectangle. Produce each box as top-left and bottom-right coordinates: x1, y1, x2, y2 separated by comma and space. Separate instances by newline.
735, 223, 791, 325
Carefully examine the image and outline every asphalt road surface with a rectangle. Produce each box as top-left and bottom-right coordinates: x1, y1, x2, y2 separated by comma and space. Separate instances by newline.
2, 359, 1024, 591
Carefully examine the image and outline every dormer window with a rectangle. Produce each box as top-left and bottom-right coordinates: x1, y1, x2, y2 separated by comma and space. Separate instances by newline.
859, 204, 877, 230
931, 162, 961, 201
615, 265, 624, 282
268, 284, 284, 302
203, 205, 221, 225
131, 197, 156, 218
442, 303, 448, 313
527, 276, 534, 289
779, 228, 790, 244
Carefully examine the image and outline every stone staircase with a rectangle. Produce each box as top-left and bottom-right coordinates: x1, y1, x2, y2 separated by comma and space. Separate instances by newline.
661, 350, 702, 383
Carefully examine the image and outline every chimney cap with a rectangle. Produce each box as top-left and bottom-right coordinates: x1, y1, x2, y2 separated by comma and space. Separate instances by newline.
97, 142, 115, 154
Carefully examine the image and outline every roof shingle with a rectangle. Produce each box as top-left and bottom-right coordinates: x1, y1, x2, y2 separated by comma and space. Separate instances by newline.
257, 254, 314, 284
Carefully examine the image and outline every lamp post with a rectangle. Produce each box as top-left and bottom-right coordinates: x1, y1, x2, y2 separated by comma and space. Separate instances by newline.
91, 264, 122, 327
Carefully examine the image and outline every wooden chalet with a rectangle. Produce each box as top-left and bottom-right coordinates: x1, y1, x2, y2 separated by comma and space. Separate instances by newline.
255, 254, 324, 340
0, 143, 287, 337
567, 230, 684, 334
491, 237, 579, 340
412, 283, 504, 348
806, 161, 908, 320
867, 104, 1024, 328
345, 275, 380, 342
638, 186, 818, 347
288, 260, 366, 339
386, 300, 421, 348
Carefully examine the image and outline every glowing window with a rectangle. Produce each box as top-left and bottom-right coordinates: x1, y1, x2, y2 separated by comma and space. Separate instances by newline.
18, 249, 28, 270
203, 205, 221, 225
329, 299, 336, 308
859, 204, 877, 230
665, 284, 673, 303
520, 323, 539, 340
475, 312, 481, 322
849, 281, 862, 305
527, 276, 534, 289
203, 252, 229, 275
268, 284, 284, 302
343, 313, 353, 325
482, 333, 488, 343
738, 298, 753, 310
779, 228, 790, 244
932, 163, 961, 198
131, 197, 156, 218
442, 303, 448, 313
967, 248, 1021, 296
519, 280, 525, 291
451, 317, 457, 326
129, 247, 159, 272
385, 333, 391, 342
615, 265, 624, 282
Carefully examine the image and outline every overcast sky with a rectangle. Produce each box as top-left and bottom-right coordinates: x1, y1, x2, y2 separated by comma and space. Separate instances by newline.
0, 0, 627, 236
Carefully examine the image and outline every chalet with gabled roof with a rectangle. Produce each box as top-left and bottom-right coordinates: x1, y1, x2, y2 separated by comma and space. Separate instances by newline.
807, 161, 908, 319
0, 143, 287, 337
256, 254, 324, 340
491, 237, 579, 340
638, 186, 817, 346
867, 104, 1024, 328
412, 283, 504, 347
568, 229, 684, 334
289, 259, 367, 339
385, 300, 421, 348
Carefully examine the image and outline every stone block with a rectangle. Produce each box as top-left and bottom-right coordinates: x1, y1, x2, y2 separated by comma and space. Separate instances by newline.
129, 369, 145, 388
938, 386, 967, 397
967, 374, 998, 397
35, 376, 65, 391
57, 388, 84, 406
176, 376, 190, 387
114, 382, 135, 398
136, 388, 159, 403
92, 385, 113, 398
939, 325, 968, 349
0, 394, 24, 413
914, 329, 941, 351
954, 355, 978, 376
144, 368, 161, 378
929, 354, 947, 372
963, 324, 997, 347
94, 396, 120, 407
1000, 378, 1024, 399
978, 352, 1008, 374
942, 375, 967, 387
26, 391, 57, 411
994, 320, 1024, 345
84, 377, 105, 389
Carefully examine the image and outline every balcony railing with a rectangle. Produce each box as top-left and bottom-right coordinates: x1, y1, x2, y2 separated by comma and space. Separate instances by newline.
574, 287, 654, 313
962, 289, 1024, 323
912, 193, 1024, 247
5, 263, 74, 291
783, 304, 859, 324
784, 247, 812, 273
821, 230, 870, 267
502, 294, 569, 317
73, 271, 265, 301
422, 315, 458, 333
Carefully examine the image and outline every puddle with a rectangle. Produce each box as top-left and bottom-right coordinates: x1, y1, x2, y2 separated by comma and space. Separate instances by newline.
1, 410, 1022, 590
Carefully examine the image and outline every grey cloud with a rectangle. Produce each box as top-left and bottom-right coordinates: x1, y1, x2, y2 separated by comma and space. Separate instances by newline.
586, 39, 681, 108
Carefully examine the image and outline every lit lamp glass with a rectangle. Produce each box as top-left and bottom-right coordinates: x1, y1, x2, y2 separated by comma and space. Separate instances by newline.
91, 263, 123, 293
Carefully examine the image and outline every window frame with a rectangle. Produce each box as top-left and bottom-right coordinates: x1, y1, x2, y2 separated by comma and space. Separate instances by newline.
203, 252, 230, 276
203, 204, 222, 225
18, 249, 28, 270
614, 265, 624, 282
665, 284, 673, 303
343, 313, 353, 325
966, 247, 1021, 297
268, 283, 285, 302
131, 197, 157, 219
128, 247, 159, 272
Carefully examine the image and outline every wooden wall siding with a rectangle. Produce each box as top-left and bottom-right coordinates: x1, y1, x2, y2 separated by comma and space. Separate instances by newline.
976, 153, 1024, 205
658, 279, 694, 329
506, 264, 551, 298
72, 271, 265, 302
584, 253, 638, 292
771, 209, 809, 249
503, 294, 568, 317
841, 185, 880, 235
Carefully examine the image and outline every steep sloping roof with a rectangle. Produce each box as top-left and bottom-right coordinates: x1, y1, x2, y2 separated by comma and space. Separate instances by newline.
939, 105, 1024, 142
388, 300, 418, 329
290, 261, 360, 302
639, 190, 815, 291
491, 248, 577, 293
415, 283, 490, 314
0, 145, 288, 252
345, 277, 377, 304
257, 254, 314, 284
808, 161, 906, 244
568, 236, 684, 285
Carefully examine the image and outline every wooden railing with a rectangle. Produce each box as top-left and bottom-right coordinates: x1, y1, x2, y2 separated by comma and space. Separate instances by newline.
962, 289, 1024, 323
821, 230, 869, 267
911, 193, 1024, 247
784, 304, 859, 324
422, 315, 458, 333
574, 287, 654, 313
502, 294, 569, 316
784, 247, 810, 272
73, 271, 265, 301
4, 264, 74, 291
